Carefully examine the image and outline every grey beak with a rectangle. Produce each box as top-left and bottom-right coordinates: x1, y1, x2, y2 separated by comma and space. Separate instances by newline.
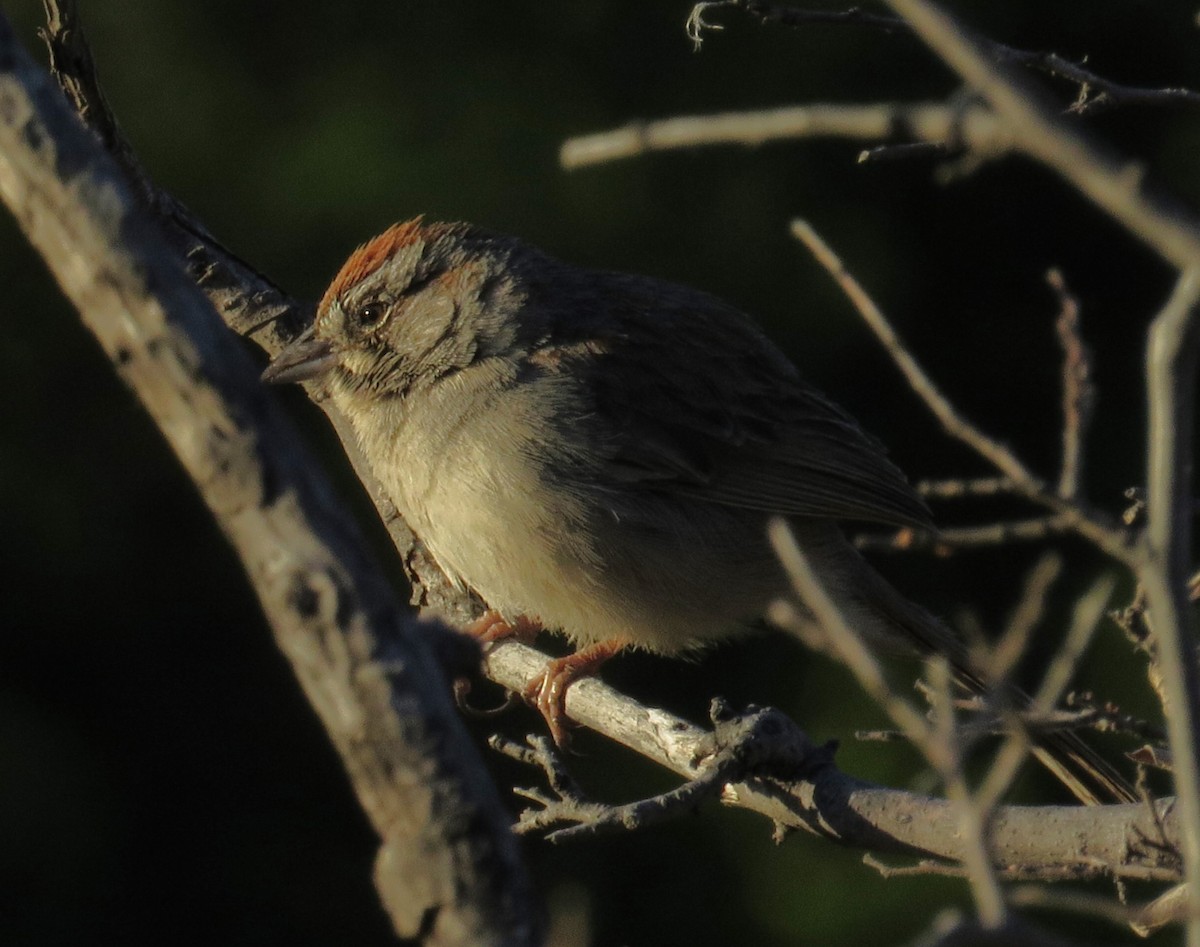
261, 326, 337, 384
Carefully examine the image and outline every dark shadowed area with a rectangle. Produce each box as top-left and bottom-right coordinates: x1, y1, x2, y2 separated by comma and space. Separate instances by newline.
1, 1, 1196, 944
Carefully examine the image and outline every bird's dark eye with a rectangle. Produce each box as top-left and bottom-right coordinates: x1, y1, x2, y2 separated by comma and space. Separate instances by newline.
354, 303, 386, 329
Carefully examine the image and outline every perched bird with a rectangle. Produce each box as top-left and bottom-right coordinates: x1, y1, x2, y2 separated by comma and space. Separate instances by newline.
264, 218, 1132, 803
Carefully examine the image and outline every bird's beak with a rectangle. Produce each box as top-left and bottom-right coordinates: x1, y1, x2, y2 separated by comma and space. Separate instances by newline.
261, 325, 337, 384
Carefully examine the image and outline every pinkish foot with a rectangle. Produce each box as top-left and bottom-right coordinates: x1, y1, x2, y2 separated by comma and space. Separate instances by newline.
451, 611, 543, 718
465, 609, 542, 645
523, 639, 626, 748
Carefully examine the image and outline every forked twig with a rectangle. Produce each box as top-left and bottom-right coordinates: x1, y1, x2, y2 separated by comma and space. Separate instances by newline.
792, 217, 1136, 565
768, 520, 1006, 926
791, 218, 1032, 483
689, 1, 1200, 117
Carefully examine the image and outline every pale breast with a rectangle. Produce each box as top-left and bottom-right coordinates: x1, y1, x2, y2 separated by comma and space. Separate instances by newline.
347, 361, 602, 619
343, 358, 783, 652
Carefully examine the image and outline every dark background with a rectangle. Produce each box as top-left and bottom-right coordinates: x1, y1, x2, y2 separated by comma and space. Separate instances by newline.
1, 1, 1197, 944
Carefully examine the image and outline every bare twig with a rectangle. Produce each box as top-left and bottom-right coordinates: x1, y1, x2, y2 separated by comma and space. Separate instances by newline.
917, 477, 1022, 499
792, 217, 1137, 566
689, 1, 1200, 117
494, 701, 824, 842
928, 657, 1007, 927
858, 141, 954, 164
909, 911, 1125, 947
1064, 694, 1165, 743
881, 0, 1200, 272
688, 0, 906, 46
854, 514, 1081, 554
482, 640, 1178, 880
768, 521, 1009, 922
976, 574, 1117, 812
494, 732, 733, 841
561, 100, 1009, 169
1139, 266, 1200, 944
1032, 576, 1116, 714
36, 0, 148, 197
1010, 882, 1188, 938
1129, 745, 1174, 773
792, 218, 1033, 484
22, 5, 540, 943
1130, 884, 1189, 936
1048, 269, 1094, 500
989, 554, 1063, 684
767, 527, 935, 745
864, 703, 1162, 745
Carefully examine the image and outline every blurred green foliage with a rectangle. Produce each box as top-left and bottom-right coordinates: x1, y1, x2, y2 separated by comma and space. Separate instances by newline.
1, 1, 1197, 944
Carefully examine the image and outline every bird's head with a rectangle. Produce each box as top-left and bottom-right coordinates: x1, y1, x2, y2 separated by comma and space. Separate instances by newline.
262, 217, 532, 402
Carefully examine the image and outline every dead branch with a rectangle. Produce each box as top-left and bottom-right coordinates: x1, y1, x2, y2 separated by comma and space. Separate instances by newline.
881, 0, 1200, 272
854, 515, 1082, 554
1047, 269, 1094, 500
4, 7, 539, 944
1139, 268, 1200, 940
483, 640, 1179, 881
689, 0, 1200, 117
560, 100, 1009, 169
792, 218, 1136, 565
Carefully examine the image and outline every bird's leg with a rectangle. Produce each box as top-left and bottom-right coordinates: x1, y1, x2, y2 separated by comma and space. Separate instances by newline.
525, 639, 626, 748
465, 609, 543, 644
454, 611, 544, 716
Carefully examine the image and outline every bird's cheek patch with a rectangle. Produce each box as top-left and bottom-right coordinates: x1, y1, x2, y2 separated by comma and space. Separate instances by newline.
340, 347, 383, 379
398, 292, 459, 356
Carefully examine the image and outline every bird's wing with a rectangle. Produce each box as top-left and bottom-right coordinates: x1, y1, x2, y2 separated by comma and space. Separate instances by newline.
537, 272, 933, 530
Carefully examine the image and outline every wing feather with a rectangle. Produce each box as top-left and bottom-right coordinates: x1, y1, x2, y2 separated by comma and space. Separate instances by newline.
527, 269, 932, 530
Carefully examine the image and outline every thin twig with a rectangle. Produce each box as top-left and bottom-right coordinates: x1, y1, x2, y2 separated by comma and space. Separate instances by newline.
858, 140, 954, 164
929, 656, 1007, 927
793, 217, 1138, 566
792, 218, 1034, 483
36, 0, 149, 199
1064, 693, 1166, 743
768, 520, 1008, 922
881, 0, 1200, 272
494, 702, 824, 842
1032, 575, 1116, 714
917, 477, 1021, 498
854, 514, 1080, 553
990, 554, 1063, 684
976, 574, 1117, 812
688, 0, 907, 46
1010, 883, 1186, 936
865, 704, 1162, 745
1048, 269, 1094, 500
690, 1, 1200, 117
1139, 266, 1200, 945
767, 523, 934, 743
560, 101, 1010, 169
494, 733, 734, 841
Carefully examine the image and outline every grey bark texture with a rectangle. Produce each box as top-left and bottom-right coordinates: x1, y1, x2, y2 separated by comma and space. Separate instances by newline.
0, 10, 540, 946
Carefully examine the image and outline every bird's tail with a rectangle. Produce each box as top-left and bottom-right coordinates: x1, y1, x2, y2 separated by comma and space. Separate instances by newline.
796, 523, 1137, 805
